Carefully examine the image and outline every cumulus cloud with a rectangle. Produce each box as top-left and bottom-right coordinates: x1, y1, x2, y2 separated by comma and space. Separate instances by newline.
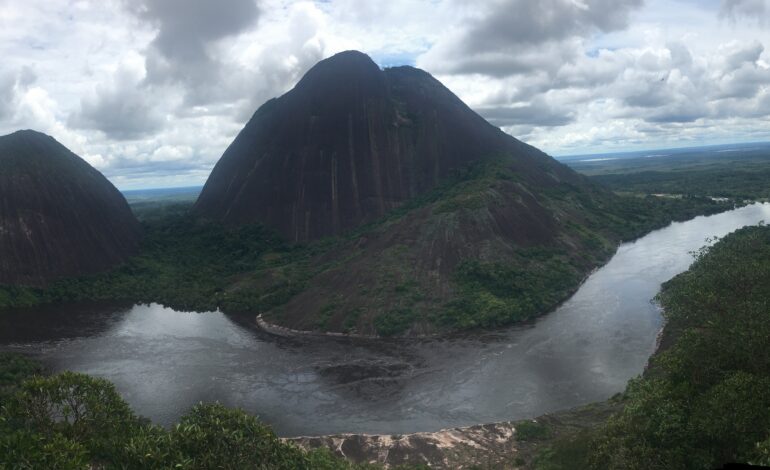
0, 66, 36, 121
123, 0, 260, 104
412, 0, 770, 155
420, 0, 644, 76
69, 55, 165, 140
3, 0, 770, 188
477, 97, 576, 127
462, 0, 644, 49
230, 1, 328, 121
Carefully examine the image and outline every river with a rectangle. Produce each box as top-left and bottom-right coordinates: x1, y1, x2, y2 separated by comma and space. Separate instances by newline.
2, 203, 769, 437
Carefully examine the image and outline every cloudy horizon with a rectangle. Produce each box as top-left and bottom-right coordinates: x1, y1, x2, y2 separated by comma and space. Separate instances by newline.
1, 0, 769, 190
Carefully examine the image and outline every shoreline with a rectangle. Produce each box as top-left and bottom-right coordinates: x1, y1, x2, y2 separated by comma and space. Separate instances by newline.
287, 401, 622, 469
255, 314, 383, 339
254, 264, 602, 341
287, 281, 689, 468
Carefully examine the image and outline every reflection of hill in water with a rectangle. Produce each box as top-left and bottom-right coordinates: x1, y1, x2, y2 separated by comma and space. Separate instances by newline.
316, 360, 416, 401
0, 302, 132, 344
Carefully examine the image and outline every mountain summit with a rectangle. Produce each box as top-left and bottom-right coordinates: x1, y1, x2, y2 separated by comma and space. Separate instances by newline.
195, 50, 578, 241
0, 130, 140, 286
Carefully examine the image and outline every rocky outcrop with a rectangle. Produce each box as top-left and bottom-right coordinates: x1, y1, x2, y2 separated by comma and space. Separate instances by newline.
288, 402, 621, 469
0, 130, 141, 286
289, 422, 519, 469
194, 50, 580, 241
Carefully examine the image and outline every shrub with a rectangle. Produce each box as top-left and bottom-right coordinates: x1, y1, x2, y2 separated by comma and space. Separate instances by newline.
2, 371, 141, 461
515, 420, 551, 441
0, 429, 88, 470
170, 403, 311, 469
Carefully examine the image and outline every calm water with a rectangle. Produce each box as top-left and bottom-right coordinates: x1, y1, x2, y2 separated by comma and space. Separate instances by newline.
2, 203, 769, 437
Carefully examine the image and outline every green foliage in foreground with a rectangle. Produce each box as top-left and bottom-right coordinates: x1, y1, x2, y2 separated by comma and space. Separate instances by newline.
536, 225, 770, 469
0, 365, 382, 469
0, 352, 41, 392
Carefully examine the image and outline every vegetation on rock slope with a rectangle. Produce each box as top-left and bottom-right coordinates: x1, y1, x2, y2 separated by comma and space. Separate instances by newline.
531, 224, 770, 469
0, 157, 731, 336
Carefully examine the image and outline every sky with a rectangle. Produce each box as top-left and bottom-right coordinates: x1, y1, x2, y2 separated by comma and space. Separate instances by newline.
1, 0, 770, 189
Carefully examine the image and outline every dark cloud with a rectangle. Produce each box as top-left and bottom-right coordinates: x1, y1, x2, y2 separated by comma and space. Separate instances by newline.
645, 107, 707, 124
422, 0, 644, 77
478, 99, 575, 127
720, 0, 770, 25
721, 40, 763, 70
69, 65, 165, 140
124, 0, 260, 103
463, 0, 644, 50
442, 42, 575, 77
716, 63, 769, 99
71, 92, 164, 140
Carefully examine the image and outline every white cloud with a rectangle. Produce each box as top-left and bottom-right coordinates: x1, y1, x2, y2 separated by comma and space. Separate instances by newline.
69, 52, 167, 140
1, 0, 770, 188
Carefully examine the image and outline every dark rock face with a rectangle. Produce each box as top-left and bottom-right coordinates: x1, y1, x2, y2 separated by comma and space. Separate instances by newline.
0, 130, 141, 286
195, 50, 578, 241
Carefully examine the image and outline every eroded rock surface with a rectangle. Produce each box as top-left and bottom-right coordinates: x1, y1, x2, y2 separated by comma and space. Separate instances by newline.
290, 422, 519, 469
195, 50, 579, 242
0, 130, 140, 286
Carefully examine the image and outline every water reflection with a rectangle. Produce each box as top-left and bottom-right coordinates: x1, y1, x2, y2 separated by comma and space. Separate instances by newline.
2, 203, 769, 436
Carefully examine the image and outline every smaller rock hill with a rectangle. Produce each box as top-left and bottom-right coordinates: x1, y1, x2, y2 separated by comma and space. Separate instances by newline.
0, 130, 141, 286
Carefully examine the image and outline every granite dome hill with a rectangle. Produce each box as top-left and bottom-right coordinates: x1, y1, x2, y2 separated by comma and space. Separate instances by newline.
0, 130, 140, 286
194, 50, 584, 241
194, 51, 656, 335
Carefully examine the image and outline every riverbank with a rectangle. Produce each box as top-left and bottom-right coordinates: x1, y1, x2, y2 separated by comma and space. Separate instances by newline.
289, 217, 770, 469
288, 401, 622, 469
256, 314, 381, 339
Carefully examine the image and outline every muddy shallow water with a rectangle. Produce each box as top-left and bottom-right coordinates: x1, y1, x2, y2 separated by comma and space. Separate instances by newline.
2, 203, 769, 437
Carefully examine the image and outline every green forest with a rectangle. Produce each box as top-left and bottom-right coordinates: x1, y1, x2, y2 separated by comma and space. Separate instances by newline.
569, 146, 770, 202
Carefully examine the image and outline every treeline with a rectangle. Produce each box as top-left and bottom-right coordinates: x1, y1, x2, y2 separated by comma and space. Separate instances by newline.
535, 225, 770, 469
591, 166, 770, 201
573, 190, 730, 242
